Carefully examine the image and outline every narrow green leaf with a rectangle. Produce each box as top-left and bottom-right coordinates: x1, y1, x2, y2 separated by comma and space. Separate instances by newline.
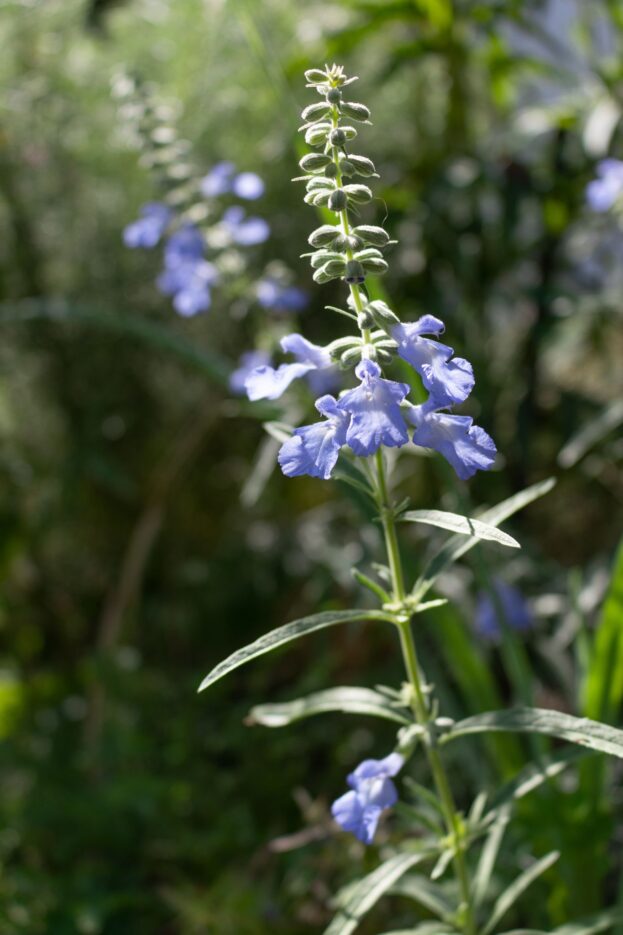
482, 851, 560, 935
430, 848, 454, 881
379, 927, 456, 935
488, 748, 586, 813
558, 400, 623, 468
247, 686, 411, 727
442, 707, 623, 760
401, 510, 520, 549
412, 479, 555, 600
473, 806, 511, 907
262, 421, 294, 444
501, 906, 623, 934
390, 873, 454, 920
325, 852, 433, 935
198, 609, 394, 692
582, 537, 623, 722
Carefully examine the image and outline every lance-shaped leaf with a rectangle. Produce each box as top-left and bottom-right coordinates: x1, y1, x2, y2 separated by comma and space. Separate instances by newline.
412, 478, 555, 601
482, 851, 560, 935
473, 806, 511, 908
379, 926, 457, 935
442, 708, 623, 760
401, 510, 520, 549
325, 851, 434, 935
198, 609, 394, 692
501, 907, 623, 932
247, 686, 411, 727
390, 873, 454, 920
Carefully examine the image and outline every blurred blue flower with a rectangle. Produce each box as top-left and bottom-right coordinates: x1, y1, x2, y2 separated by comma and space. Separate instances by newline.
157, 225, 218, 317
331, 752, 403, 845
244, 333, 332, 401
257, 278, 309, 314
200, 161, 236, 198
407, 401, 496, 479
474, 580, 532, 642
232, 172, 265, 200
278, 395, 349, 480
222, 206, 270, 246
123, 202, 172, 248
339, 359, 409, 456
586, 159, 623, 212
229, 350, 271, 395
392, 315, 474, 408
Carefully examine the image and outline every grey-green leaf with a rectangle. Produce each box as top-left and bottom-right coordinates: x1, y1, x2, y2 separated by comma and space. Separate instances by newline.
482, 851, 560, 935
500, 906, 623, 934
401, 510, 520, 548
325, 852, 432, 935
247, 686, 412, 727
198, 609, 393, 692
390, 874, 454, 920
442, 707, 623, 759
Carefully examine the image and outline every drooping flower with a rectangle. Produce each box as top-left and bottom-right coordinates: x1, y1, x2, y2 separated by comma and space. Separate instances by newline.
244, 333, 332, 401
257, 277, 309, 314
331, 752, 403, 845
391, 315, 474, 408
586, 159, 623, 212
123, 202, 172, 248
474, 580, 532, 642
407, 402, 496, 480
229, 350, 271, 395
339, 359, 409, 456
221, 206, 270, 246
278, 395, 349, 480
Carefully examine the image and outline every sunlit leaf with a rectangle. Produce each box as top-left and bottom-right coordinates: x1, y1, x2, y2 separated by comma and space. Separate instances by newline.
401, 509, 520, 548
247, 686, 412, 727
482, 851, 559, 935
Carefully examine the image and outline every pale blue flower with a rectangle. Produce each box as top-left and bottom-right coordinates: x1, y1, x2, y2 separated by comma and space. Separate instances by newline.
475, 580, 532, 642
123, 202, 172, 248
157, 226, 218, 317
229, 350, 271, 395
200, 161, 236, 198
278, 395, 349, 480
232, 172, 265, 200
257, 278, 309, 313
586, 159, 623, 212
244, 333, 332, 401
391, 315, 474, 407
222, 207, 270, 246
339, 359, 409, 456
331, 752, 403, 845
407, 402, 496, 480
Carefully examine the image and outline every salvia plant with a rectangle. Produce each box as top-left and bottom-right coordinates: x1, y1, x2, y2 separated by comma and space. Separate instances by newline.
200, 65, 623, 934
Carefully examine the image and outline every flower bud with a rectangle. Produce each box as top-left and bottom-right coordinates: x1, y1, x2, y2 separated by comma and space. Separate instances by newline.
305, 122, 331, 146
346, 155, 377, 178
326, 87, 342, 104
352, 225, 389, 247
310, 250, 343, 270
361, 256, 388, 275
301, 101, 331, 123
328, 189, 348, 212
305, 68, 329, 85
328, 336, 361, 361
324, 162, 339, 179
299, 153, 332, 173
375, 348, 393, 365
329, 128, 347, 147
339, 102, 371, 122
367, 300, 400, 327
308, 224, 339, 248
340, 346, 363, 369
343, 184, 373, 204
333, 233, 362, 253
357, 310, 374, 329
344, 260, 366, 284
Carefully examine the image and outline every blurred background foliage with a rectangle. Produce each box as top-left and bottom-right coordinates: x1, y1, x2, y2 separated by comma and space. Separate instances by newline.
0, 0, 622, 931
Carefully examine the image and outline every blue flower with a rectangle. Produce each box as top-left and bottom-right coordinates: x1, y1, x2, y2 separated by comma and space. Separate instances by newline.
200, 161, 236, 198
244, 333, 332, 401
164, 225, 205, 264
586, 159, 623, 212
474, 580, 532, 643
222, 207, 270, 246
391, 315, 474, 407
123, 202, 172, 248
232, 172, 265, 200
257, 278, 309, 314
331, 752, 403, 845
339, 359, 409, 456
407, 402, 496, 480
278, 395, 349, 480
229, 350, 271, 395
157, 225, 218, 317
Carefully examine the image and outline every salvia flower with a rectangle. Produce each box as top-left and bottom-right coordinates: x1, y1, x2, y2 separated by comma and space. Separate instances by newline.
244, 334, 332, 401
200, 163, 265, 201
123, 202, 172, 248
229, 350, 271, 395
586, 158, 623, 212
278, 395, 349, 480
257, 277, 309, 314
339, 359, 409, 456
221, 206, 270, 246
331, 752, 403, 845
156, 225, 219, 317
474, 580, 532, 642
407, 402, 497, 480
391, 315, 474, 408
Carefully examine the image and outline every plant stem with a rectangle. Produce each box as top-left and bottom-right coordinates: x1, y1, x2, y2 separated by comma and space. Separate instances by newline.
375, 449, 477, 935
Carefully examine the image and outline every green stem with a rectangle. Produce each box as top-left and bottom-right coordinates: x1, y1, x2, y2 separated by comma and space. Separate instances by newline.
375, 451, 477, 935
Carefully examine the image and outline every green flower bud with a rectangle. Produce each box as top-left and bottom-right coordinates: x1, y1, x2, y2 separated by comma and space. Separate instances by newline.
313, 258, 346, 283
343, 183, 373, 204
310, 250, 344, 269
361, 256, 388, 275
328, 189, 348, 212
306, 176, 335, 191
345, 155, 377, 178
325, 163, 338, 180
328, 336, 361, 361
339, 160, 355, 177
375, 348, 393, 365
301, 101, 331, 123
326, 87, 342, 104
305, 68, 329, 85
352, 225, 390, 247
305, 122, 331, 146
329, 128, 347, 147
340, 346, 363, 369
308, 224, 340, 248
151, 126, 177, 145
339, 101, 371, 122
367, 300, 400, 327
355, 247, 384, 261
344, 260, 366, 284
357, 310, 374, 329
299, 153, 332, 173
333, 233, 362, 253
